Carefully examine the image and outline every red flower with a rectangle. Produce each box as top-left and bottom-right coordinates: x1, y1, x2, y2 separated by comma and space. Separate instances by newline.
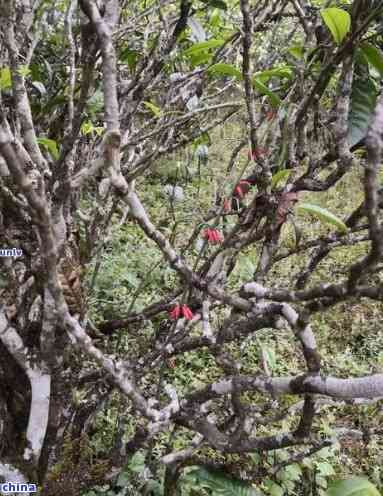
247, 147, 268, 161
202, 228, 223, 244
234, 180, 251, 199
223, 198, 231, 213
169, 304, 194, 320
182, 304, 194, 320
169, 305, 181, 320
266, 111, 276, 121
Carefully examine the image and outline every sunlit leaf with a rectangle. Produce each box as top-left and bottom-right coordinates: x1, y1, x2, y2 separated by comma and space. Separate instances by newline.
320, 8, 351, 45
296, 203, 348, 233
37, 137, 59, 160
264, 479, 284, 496
183, 38, 225, 57
0, 67, 12, 90
316, 462, 335, 477
254, 66, 293, 83
327, 478, 381, 496
143, 101, 162, 117
17, 65, 31, 77
271, 169, 292, 189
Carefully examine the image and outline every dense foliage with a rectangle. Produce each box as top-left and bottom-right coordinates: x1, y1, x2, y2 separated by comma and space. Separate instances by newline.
1, 0, 383, 494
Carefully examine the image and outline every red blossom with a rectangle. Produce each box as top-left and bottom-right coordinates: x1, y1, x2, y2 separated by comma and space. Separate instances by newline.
169, 305, 181, 320
182, 304, 194, 320
266, 111, 276, 121
234, 180, 251, 199
202, 228, 223, 244
223, 198, 231, 213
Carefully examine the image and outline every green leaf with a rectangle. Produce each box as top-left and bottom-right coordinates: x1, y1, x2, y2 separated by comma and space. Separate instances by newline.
264, 480, 284, 496
347, 76, 378, 148
37, 137, 59, 160
281, 464, 302, 482
81, 121, 94, 135
210, 9, 222, 27
253, 78, 281, 108
327, 478, 381, 496
189, 51, 213, 66
320, 8, 351, 45
360, 43, 383, 77
316, 462, 335, 477
288, 45, 305, 59
143, 101, 162, 117
183, 38, 225, 57
296, 203, 348, 233
0, 67, 12, 90
128, 451, 146, 474
120, 48, 139, 72
207, 63, 242, 79
17, 65, 31, 77
254, 66, 293, 83
187, 467, 262, 495
271, 169, 292, 189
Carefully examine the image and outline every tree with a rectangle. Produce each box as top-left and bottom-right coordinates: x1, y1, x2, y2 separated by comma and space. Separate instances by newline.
0, 0, 383, 494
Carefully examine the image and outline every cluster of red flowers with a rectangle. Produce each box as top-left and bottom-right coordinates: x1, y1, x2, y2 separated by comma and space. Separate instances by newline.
169, 304, 194, 321
202, 227, 223, 244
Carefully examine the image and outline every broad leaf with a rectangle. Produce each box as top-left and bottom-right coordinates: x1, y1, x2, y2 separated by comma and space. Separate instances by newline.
254, 66, 293, 83
360, 43, 383, 77
183, 39, 225, 57
189, 52, 213, 66
128, 451, 146, 474
296, 203, 348, 233
316, 462, 335, 477
347, 76, 378, 148
327, 478, 381, 496
37, 137, 59, 160
321, 8, 351, 45
271, 169, 291, 189
187, 467, 262, 495
253, 78, 281, 108
207, 63, 242, 79
264, 480, 284, 496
